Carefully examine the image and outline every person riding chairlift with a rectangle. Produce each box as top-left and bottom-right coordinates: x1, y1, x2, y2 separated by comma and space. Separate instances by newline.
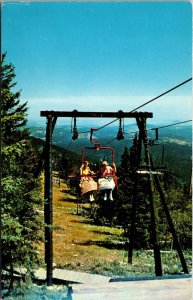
80, 161, 95, 201
100, 161, 117, 201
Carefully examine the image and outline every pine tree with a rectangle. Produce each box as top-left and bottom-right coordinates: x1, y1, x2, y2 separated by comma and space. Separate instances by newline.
1, 54, 43, 290
114, 146, 134, 231
116, 141, 151, 248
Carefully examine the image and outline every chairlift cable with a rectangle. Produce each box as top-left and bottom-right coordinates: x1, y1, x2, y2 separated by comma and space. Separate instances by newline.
78, 119, 119, 135
150, 119, 192, 130
123, 119, 192, 136
97, 119, 192, 147
71, 79, 192, 137
64, 138, 73, 152
103, 137, 118, 146
97, 118, 119, 131
129, 78, 192, 113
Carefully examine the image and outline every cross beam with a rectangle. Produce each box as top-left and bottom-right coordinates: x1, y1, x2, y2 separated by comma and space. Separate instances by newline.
40, 110, 153, 118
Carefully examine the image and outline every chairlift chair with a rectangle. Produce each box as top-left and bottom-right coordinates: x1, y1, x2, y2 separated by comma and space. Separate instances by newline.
81, 128, 116, 194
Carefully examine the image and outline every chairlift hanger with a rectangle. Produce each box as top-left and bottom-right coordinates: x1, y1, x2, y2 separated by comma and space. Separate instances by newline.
117, 117, 124, 140
81, 128, 115, 164
72, 116, 78, 140
146, 137, 165, 169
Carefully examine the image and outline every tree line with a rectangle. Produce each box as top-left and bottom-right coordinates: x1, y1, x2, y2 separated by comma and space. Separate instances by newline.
1, 54, 44, 292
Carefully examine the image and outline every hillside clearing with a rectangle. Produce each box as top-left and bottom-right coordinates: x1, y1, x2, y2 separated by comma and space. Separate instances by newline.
39, 176, 192, 278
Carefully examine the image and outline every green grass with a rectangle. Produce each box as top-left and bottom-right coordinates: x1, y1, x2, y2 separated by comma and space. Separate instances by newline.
83, 249, 192, 278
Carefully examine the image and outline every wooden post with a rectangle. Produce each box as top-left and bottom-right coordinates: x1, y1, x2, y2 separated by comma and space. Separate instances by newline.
147, 179, 162, 276
128, 173, 139, 264
44, 115, 53, 286
151, 155, 189, 274
128, 133, 142, 264
138, 117, 162, 276
34, 117, 57, 179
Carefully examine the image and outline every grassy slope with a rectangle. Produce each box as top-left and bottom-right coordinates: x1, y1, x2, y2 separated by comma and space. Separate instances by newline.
40, 175, 192, 278
51, 178, 126, 273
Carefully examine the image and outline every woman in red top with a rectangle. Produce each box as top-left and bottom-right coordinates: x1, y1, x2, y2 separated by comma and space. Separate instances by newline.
100, 161, 117, 200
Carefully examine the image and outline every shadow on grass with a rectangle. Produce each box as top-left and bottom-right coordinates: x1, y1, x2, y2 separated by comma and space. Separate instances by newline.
75, 239, 128, 251
59, 197, 79, 204
70, 218, 95, 225
59, 189, 71, 193
92, 230, 119, 236
69, 214, 119, 227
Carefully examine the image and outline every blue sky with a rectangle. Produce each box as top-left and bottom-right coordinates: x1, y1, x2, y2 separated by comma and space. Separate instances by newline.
2, 2, 192, 126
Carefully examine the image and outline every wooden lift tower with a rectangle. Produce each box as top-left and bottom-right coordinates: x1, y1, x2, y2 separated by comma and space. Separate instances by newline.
40, 110, 188, 286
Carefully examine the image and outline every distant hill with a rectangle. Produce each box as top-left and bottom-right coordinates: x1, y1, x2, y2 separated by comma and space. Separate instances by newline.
29, 123, 192, 183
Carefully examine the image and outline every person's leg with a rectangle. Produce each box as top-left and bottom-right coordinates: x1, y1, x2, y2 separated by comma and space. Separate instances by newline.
89, 192, 95, 201
104, 190, 107, 200
109, 189, 113, 201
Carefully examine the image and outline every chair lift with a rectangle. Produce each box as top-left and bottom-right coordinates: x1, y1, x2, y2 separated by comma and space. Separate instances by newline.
81, 128, 116, 196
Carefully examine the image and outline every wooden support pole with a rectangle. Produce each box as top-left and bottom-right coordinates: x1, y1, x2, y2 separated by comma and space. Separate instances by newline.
128, 132, 142, 264
151, 156, 189, 274
34, 116, 57, 179
147, 179, 162, 276
128, 173, 139, 264
138, 117, 162, 276
44, 115, 53, 286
